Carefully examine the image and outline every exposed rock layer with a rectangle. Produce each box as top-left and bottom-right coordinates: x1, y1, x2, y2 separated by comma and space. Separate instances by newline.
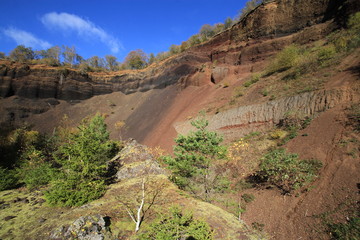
1, 0, 358, 102
175, 87, 359, 141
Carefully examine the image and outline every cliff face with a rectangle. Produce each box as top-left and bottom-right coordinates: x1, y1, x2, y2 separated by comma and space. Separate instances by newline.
0, 53, 208, 100
1, 0, 357, 102
175, 87, 359, 141
0, 0, 358, 128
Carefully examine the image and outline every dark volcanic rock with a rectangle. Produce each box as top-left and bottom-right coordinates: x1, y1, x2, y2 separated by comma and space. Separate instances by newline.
50, 215, 111, 240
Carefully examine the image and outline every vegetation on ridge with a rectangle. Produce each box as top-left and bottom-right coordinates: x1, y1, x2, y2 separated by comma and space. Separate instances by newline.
138, 206, 213, 240
0, 0, 270, 72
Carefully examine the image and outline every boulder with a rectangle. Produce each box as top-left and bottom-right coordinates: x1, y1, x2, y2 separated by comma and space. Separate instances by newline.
50, 215, 111, 240
110, 139, 167, 181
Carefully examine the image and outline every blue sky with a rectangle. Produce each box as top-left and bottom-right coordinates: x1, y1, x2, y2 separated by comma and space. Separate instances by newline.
0, 0, 247, 61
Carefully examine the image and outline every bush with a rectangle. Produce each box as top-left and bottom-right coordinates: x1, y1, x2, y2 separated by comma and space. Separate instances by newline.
243, 73, 261, 87
317, 44, 336, 66
266, 44, 301, 75
17, 147, 54, 190
45, 177, 106, 207
241, 193, 255, 203
328, 217, 360, 240
258, 149, 322, 193
139, 206, 213, 240
347, 103, 360, 131
0, 167, 18, 191
45, 114, 119, 206
330, 12, 360, 52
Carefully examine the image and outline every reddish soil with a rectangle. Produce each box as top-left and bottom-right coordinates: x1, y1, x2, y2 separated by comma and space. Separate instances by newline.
241, 104, 360, 239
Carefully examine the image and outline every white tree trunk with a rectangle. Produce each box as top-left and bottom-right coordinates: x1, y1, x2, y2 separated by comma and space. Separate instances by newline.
135, 178, 145, 232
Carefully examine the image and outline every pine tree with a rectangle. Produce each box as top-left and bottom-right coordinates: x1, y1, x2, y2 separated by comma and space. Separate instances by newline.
45, 114, 119, 206
164, 116, 226, 201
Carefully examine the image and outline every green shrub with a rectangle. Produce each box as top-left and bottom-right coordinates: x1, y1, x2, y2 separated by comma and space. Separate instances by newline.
243, 73, 261, 87
347, 103, 360, 131
329, 12, 360, 52
23, 163, 54, 190
10, 129, 58, 190
46, 114, 118, 206
138, 206, 213, 240
0, 167, 18, 191
45, 177, 106, 207
241, 193, 255, 203
328, 217, 360, 240
258, 149, 322, 193
346, 12, 360, 50
16, 146, 54, 190
213, 176, 231, 193
317, 44, 336, 66
266, 44, 301, 75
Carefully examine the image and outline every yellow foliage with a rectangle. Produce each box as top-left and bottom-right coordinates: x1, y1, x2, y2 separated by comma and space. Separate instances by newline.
269, 129, 288, 140
227, 138, 249, 162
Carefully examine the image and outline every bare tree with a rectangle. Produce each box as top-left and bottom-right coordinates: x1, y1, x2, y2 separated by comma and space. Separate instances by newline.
62, 45, 76, 68
117, 174, 167, 232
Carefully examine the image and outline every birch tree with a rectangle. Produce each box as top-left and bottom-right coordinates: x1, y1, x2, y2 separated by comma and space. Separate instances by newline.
117, 174, 167, 232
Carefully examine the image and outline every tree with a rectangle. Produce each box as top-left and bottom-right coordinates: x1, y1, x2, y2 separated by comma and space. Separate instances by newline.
45, 114, 119, 206
148, 53, 156, 65
200, 24, 215, 42
155, 51, 170, 62
224, 17, 234, 29
124, 49, 148, 69
117, 174, 167, 233
0, 52, 6, 59
9, 45, 35, 62
169, 44, 180, 55
105, 55, 118, 71
180, 41, 189, 52
164, 116, 226, 201
139, 206, 213, 240
47, 46, 61, 63
88, 56, 105, 70
188, 35, 201, 47
37, 46, 61, 66
213, 23, 225, 35
62, 45, 77, 67
238, 0, 263, 20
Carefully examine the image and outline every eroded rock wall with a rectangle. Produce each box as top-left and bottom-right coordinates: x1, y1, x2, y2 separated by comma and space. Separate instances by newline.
175, 87, 359, 141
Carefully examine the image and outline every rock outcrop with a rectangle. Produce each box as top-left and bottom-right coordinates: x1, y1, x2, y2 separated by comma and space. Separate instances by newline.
175, 87, 359, 141
110, 139, 167, 181
50, 215, 111, 240
0, 52, 208, 100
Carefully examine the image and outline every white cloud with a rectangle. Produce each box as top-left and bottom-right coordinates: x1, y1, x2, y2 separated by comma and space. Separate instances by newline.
41, 12, 123, 54
3, 27, 51, 49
